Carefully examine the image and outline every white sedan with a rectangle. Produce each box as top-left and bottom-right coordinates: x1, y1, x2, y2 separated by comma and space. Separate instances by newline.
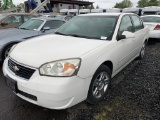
141, 15, 160, 39
3, 13, 149, 110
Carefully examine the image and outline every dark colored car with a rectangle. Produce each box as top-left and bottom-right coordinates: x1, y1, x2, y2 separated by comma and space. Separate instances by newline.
0, 13, 36, 29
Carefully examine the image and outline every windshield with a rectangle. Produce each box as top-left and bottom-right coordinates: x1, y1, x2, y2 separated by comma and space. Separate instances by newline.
0, 14, 7, 20
18, 19, 44, 30
56, 16, 118, 40
142, 16, 160, 23
143, 12, 157, 15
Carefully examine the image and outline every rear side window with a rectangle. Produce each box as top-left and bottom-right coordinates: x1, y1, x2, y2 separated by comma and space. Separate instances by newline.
131, 15, 143, 32
119, 16, 133, 35
43, 20, 65, 29
5, 15, 22, 25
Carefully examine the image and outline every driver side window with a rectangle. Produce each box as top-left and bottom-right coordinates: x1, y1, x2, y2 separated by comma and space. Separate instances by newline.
119, 16, 133, 35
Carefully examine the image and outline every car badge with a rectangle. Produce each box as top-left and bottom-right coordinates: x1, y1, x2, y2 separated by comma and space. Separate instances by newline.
13, 65, 19, 72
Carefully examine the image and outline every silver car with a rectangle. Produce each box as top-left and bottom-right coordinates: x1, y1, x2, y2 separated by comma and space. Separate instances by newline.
0, 17, 66, 61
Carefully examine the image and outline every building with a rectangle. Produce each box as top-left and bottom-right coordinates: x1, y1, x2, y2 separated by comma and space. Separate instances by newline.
25, 0, 94, 13
50, 0, 93, 13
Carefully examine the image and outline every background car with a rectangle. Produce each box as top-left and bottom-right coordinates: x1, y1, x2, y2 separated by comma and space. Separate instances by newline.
141, 15, 160, 39
0, 13, 36, 29
42, 14, 74, 21
0, 17, 66, 61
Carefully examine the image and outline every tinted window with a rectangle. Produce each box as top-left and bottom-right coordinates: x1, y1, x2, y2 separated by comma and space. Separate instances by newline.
19, 19, 44, 30
56, 16, 118, 40
142, 16, 160, 23
0, 14, 7, 20
131, 15, 143, 32
43, 20, 65, 29
5, 15, 22, 25
119, 16, 133, 35
143, 12, 156, 15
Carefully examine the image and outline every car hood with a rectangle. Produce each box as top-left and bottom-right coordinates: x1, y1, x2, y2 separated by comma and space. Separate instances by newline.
10, 34, 108, 68
0, 28, 39, 41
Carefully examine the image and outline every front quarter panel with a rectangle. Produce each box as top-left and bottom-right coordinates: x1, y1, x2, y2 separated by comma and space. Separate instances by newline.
77, 40, 118, 79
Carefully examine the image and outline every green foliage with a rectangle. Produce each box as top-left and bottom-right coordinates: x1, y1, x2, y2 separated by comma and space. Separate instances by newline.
114, 0, 133, 8
137, 0, 149, 7
137, 0, 160, 7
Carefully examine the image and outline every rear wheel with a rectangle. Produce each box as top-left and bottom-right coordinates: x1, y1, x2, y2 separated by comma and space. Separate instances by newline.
137, 42, 146, 60
87, 65, 111, 104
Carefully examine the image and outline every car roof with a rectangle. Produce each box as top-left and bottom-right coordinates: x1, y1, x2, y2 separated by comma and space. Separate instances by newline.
32, 17, 66, 21
0, 13, 33, 16
78, 13, 134, 16
141, 15, 160, 17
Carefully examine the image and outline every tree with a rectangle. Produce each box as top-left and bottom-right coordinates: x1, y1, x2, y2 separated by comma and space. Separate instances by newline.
137, 0, 160, 7
148, 0, 159, 6
96, 5, 99, 9
114, 0, 132, 8
137, 0, 149, 7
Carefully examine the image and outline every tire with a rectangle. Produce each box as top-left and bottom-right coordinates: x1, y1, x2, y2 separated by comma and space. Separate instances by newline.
2, 44, 15, 61
86, 65, 111, 104
137, 42, 146, 60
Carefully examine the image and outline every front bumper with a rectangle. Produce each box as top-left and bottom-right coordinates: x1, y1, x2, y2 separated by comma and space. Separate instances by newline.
149, 30, 160, 39
3, 58, 91, 109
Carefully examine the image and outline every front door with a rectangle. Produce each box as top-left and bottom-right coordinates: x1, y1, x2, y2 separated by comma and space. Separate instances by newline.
115, 15, 136, 70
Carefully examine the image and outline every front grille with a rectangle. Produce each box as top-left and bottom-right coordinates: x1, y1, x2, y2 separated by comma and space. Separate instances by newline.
8, 59, 35, 80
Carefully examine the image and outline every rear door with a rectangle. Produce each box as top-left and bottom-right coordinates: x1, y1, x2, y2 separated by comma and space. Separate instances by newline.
130, 15, 145, 55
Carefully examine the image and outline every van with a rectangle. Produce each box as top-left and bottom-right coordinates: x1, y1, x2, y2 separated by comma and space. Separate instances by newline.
79, 9, 90, 14
123, 8, 142, 16
143, 6, 160, 15
60, 9, 69, 15
68, 9, 79, 16
91, 9, 103, 13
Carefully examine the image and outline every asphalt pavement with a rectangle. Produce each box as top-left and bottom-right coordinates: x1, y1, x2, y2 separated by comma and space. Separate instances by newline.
0, 40, 160, 120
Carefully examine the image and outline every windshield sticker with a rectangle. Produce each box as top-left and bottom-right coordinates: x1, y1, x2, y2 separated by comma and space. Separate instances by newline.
100, 36, 107, 40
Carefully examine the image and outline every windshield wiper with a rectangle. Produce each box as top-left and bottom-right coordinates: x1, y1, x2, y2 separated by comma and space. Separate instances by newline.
19, 28, 29, 30
67, 34, 99, 39
55, 32, 68, 36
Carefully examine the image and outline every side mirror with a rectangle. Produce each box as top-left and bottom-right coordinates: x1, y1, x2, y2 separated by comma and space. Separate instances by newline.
117, 31, 135, 40
1, 22, 8, 26
42, 27, 50, 32
122, 31, 135, 38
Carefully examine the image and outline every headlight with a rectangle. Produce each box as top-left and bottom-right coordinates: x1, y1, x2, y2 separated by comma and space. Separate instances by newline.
39, 58, 81, 77
8, 44, 17, 56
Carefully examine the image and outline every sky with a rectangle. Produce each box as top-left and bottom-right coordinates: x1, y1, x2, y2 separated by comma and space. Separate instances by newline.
12, 0, 139, 8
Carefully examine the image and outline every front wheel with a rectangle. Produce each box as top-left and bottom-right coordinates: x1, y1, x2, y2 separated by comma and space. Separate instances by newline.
2, 44, 15, 61
87, 65, 111, 104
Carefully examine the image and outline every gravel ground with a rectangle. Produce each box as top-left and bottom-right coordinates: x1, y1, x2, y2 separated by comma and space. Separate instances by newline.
0, 40, 160, 120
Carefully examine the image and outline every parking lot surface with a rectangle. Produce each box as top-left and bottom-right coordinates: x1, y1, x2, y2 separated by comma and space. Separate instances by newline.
0, 40, 160, 120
